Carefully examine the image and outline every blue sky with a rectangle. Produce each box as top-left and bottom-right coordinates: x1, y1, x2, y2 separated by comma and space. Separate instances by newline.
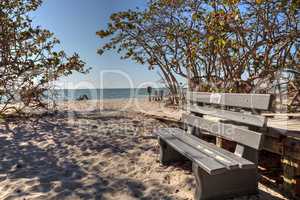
32, 0, 162, 89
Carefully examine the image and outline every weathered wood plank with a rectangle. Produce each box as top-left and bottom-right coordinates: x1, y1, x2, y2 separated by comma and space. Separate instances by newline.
183, 114, 264, 150
157, 129, 227, 175
263, 113, 300, 118
169, 130, 239, 169
282, 156, 300, 197
189, 105, 267, 127
187, 92, 272, 110
284, 137, 300, 161
262, 135, 284, 155
164, 128, 255, 169
262, 135, 300, 160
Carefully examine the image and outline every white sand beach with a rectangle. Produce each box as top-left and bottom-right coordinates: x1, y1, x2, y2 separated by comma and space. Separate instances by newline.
0, 99, 290, 200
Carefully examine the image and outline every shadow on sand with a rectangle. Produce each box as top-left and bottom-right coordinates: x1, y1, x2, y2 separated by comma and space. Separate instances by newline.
0, 112, 175, 200
0, 111, 291, 200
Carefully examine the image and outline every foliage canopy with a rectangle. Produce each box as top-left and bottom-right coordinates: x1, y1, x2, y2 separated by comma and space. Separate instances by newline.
0, 0, 87, 115
97, 0, 299, 100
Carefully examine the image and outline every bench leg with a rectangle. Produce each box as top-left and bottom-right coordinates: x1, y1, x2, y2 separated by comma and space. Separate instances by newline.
193, 162, 258, 200
159, 138, 185, 165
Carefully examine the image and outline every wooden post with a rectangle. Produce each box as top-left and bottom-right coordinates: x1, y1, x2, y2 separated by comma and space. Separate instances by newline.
282, 156, 300, 198
282, 137, 300, 198
216, 137, 236, 152
262, 135, 300, 197
216, 137, 224, 148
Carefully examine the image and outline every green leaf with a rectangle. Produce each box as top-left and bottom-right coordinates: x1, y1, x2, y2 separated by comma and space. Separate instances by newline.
192, 13, 200, 21
218, 39, 226, 47
208, 36, 214, 41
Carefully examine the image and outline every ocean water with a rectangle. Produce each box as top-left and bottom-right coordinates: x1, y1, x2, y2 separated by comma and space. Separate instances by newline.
47, 88, 167, 101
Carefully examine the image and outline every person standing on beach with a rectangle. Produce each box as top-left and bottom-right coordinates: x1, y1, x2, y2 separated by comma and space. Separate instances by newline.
159, 90, 164, 101
147, 86, 152, 102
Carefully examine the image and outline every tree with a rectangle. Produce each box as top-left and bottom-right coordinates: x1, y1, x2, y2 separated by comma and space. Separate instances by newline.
0, 0, 87, 115
200, 0, 300, 92
96, 0, 204, 104
97, 0, 299, 103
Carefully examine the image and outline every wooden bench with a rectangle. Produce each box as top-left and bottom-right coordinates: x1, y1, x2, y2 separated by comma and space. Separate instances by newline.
156, 92, 273, 200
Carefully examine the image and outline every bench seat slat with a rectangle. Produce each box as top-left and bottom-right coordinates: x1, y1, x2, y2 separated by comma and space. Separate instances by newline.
157, 130, 228, 175
165, 128, 255, 170
189, 105, 267, 127
183, 114, 264, 150
161, 129, 240, 169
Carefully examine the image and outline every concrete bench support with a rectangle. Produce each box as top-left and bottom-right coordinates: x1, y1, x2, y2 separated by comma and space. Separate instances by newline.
193, 162, 258, 200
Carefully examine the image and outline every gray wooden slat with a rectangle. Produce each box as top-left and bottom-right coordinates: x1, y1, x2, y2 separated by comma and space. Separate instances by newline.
182, 114, 264, 150
165, 128, 254, 169
161, 129, 239, 169
157, 130, 228, 175
165, 138, 227, 175
187, 92, 272, 110
189, 105, 267, 127
170, 132, 239, 170
165, 128, 255, 169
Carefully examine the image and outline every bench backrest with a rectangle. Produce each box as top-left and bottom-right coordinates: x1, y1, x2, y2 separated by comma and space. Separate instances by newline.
184, 92, 273, 150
